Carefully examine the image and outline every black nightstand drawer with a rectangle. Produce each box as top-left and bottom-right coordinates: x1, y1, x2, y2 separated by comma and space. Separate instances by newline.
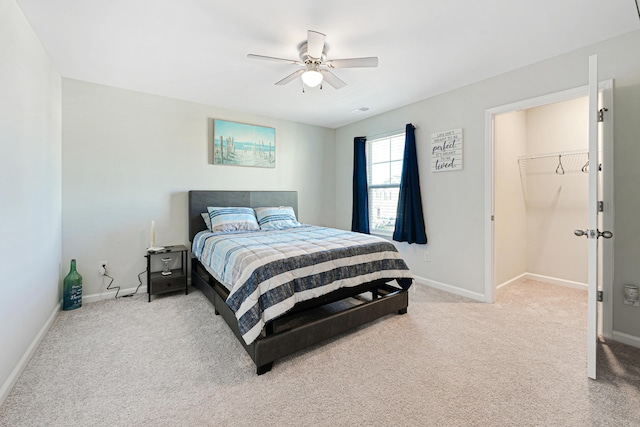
150, 274, 186, 294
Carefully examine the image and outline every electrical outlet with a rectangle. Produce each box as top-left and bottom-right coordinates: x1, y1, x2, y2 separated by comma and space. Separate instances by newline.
624, 285, 639, 307
99, 261, 108, 275
424, 251, 431, 262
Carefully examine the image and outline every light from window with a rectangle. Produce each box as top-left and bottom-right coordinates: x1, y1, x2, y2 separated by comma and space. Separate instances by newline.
366, 133, 405, 233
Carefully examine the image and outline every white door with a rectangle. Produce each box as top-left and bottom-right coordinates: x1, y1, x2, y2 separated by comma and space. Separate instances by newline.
583, 55, 613, 379
587, 55, 599, 380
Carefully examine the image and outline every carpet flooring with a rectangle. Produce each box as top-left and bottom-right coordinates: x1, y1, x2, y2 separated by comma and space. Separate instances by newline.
1, 279, 639, 426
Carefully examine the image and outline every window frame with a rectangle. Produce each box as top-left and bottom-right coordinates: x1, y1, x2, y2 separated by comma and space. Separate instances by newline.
366, 132, 405, 235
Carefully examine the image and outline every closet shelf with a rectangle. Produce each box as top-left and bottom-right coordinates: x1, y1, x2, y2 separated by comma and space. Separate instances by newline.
518, 149, 593, 175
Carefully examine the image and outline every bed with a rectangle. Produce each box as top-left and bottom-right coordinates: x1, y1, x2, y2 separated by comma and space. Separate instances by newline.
188, 190, 413, 374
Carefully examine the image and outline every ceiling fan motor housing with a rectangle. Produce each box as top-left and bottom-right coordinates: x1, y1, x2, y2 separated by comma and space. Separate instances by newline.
298, 41, 328, 64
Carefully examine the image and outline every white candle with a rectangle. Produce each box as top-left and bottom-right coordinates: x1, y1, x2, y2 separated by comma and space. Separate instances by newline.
150, 221, 156, 247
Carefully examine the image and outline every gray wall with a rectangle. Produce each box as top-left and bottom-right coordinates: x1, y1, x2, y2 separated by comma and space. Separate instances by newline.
0, 0, 62, 402
612, 79, 640, 341
335, 30, 640, 340
62, 79, 336, 298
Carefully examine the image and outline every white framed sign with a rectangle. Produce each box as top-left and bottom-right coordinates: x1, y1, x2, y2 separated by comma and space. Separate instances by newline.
431, 128, 463, 172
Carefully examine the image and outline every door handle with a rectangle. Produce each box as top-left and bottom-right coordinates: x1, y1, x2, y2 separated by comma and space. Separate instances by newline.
574, 229, 613, 239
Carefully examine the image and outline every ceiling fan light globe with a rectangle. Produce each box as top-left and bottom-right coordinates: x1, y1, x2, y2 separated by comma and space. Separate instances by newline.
301, 70, 323, 87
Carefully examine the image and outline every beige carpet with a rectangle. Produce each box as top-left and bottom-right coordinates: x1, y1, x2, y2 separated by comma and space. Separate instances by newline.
1, 279, 639, 426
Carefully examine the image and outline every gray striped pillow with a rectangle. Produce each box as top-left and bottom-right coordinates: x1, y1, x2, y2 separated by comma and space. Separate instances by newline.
207, 207, 260, 232
254, 206, 301, 230
201, 213, 212, 230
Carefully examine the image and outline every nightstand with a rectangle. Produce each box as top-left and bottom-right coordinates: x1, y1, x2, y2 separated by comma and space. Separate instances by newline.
146, 245, 188, 302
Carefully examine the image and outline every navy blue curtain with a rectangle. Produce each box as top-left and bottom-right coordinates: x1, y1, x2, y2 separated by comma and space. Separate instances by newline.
393, 124, 427, 244
351, 136, 370, 234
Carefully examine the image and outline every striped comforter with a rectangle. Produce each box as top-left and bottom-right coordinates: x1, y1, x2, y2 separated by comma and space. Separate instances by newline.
192, 225, 413, 345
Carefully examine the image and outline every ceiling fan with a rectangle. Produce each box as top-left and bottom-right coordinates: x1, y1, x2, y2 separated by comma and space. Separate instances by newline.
247, 30, 378, 90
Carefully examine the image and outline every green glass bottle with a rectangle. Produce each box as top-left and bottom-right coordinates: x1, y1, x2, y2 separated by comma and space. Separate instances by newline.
63, 259, 82, 310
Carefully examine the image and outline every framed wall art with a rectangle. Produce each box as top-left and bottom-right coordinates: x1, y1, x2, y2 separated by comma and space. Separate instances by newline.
431, 128, 463, 172
213, 119, 275, 168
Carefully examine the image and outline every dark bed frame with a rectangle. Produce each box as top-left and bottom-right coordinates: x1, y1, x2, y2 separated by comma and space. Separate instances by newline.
188, 190, 409, 374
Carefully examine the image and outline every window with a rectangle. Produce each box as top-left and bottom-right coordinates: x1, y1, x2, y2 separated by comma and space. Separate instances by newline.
366, 132, 405, 233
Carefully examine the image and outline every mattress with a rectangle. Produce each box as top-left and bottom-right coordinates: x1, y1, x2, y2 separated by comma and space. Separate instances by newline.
192, 225, 413, 345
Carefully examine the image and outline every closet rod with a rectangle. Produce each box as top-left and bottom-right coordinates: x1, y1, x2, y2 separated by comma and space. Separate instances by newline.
518, 148, 589, 161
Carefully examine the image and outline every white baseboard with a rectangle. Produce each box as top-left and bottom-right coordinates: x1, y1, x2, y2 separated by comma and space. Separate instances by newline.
83, 285, 148, 303
420, 271, 587, 303
525, 273, 588, 290
612, 331, 640, 349
0, 302, 61, 407
413, 274, 486, 302
83, 277, 193, 303
497, 273, 528, 290
499, 272, 588, 291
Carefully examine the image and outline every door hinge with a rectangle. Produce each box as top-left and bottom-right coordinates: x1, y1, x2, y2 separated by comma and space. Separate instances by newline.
598, 201, 604, 212
598, 108, 608, 122
491, 215, 495, 221
597, 291, 603, 302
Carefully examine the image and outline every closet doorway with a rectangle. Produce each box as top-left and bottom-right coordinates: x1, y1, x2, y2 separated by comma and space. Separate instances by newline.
495, 96, 590, 293
484, 81, 614, 339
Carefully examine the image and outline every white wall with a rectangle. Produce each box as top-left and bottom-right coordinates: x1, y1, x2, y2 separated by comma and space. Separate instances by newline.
0, 0, 62, 402
62, 79, 336, 297
335, 30, 640, 338
525, 97, 589, 283
494, 111, 527, 285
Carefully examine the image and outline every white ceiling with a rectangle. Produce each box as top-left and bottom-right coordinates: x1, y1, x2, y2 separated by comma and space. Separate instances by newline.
16, 0, 640, 129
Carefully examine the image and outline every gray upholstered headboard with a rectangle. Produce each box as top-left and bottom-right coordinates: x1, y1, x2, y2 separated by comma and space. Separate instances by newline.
188, 190, 298, 242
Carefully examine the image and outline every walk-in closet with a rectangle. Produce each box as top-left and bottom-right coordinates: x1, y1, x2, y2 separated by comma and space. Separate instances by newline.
494, 96, 590, 292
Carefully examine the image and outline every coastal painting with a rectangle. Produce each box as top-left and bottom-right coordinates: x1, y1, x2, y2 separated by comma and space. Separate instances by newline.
213, 119, 275, 168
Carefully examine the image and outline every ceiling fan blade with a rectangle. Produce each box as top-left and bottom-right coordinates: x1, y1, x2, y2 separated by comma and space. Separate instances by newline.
307, 30, 326, 59
247, 54, 302, 65
275, 69, 305, 85
320, 70, 346, 89
325, 57, 379, 68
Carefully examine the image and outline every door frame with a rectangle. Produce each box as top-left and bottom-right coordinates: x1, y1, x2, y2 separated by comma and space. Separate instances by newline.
484, 80, 614, 339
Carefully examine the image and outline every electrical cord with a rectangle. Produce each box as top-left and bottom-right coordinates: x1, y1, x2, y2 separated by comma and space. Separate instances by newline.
119, 270, 147, 298
103, 270, 121, 299
102, 267, 147, 299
